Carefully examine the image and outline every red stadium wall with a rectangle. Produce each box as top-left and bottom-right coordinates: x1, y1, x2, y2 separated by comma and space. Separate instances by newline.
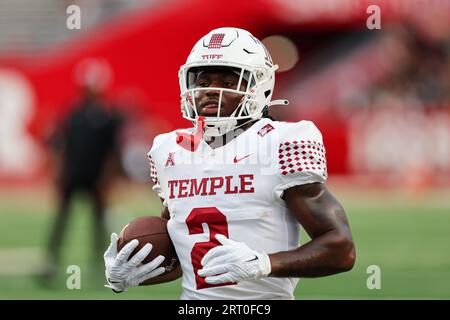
0, 0, 448, 182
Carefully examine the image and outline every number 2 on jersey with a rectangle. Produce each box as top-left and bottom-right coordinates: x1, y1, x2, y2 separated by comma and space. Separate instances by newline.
186, 207, 236, 290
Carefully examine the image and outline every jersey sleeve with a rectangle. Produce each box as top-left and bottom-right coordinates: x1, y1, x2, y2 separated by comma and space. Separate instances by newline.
274, 121, 328, 201
147, 134, 169, 207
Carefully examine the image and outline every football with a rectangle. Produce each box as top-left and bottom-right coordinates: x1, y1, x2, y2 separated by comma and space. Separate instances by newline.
117, 216, 178, 275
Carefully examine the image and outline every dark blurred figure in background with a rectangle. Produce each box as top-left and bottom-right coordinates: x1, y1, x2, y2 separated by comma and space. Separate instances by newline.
40, 59, 124, 285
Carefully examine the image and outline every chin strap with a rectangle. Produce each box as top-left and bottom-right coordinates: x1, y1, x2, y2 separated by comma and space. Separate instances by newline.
176, 116, 205, 152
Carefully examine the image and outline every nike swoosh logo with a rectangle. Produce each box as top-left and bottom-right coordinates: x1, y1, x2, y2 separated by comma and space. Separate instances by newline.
233, 154, 252, 163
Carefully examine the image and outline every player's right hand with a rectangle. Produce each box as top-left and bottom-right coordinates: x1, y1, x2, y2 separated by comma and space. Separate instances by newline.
104, 233, 166, 293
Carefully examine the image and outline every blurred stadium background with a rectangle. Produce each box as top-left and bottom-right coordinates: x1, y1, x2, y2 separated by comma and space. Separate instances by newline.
0, 0, 449, 299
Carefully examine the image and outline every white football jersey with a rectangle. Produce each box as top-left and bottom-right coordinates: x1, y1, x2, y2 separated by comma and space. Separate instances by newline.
147, 118, 327, 300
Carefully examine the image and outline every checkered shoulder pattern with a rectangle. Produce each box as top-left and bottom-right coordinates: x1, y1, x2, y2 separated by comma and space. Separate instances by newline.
147, 154, 159, 185
278, 139, 327, 178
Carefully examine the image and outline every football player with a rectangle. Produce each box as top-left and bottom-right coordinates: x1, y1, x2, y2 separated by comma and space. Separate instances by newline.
104, 27, 355, 299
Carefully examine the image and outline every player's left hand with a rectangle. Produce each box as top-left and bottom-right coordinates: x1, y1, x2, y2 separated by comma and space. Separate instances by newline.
198, 234, 271, 284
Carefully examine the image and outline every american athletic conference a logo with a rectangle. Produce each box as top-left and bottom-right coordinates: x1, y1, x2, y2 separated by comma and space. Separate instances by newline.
165, 152, 176, 167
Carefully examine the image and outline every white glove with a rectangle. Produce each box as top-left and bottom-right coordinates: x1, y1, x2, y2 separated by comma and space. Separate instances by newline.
104, 233, 166, 292
198, 234, 271, 284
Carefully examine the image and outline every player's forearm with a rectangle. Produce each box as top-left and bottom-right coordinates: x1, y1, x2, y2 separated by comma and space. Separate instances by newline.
268, 230, 355, 278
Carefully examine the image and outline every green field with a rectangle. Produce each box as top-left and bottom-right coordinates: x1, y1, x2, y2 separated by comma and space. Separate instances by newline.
0, 181, 449, 299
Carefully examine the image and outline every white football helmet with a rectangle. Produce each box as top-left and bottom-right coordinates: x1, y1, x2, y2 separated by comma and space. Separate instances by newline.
179, 27, 287, 138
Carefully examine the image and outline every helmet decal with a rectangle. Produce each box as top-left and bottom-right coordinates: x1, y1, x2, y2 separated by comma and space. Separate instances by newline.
208, 33, 225, 49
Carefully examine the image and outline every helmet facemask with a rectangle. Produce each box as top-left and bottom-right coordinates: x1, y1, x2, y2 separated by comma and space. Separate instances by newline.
179, 64, 274, 138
